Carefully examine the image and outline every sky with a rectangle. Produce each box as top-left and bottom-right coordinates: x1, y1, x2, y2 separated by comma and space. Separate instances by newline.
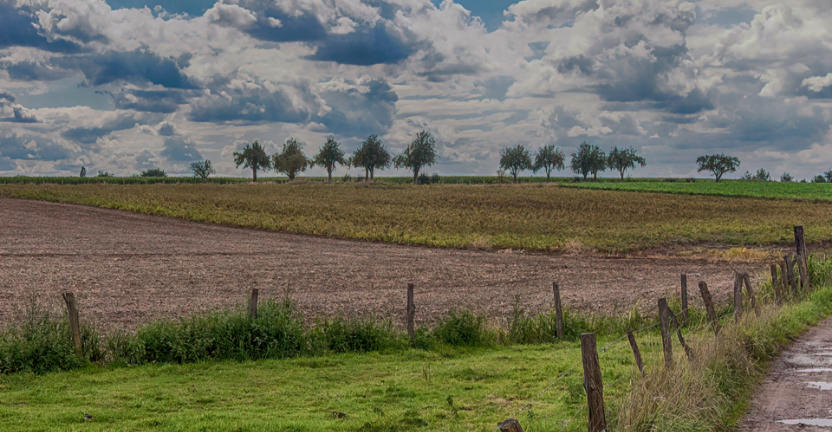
1, 0, 831, 179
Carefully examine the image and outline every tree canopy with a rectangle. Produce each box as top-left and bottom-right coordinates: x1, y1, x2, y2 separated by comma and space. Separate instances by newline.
273, 137, 308, 180
140, 168, 166, 177
571, 142, 606, 180
607, 147, 645, 180
313, 136, 346, 182
499, 144, 532, 182
352, 135, 391, 180
696, 154, 740, 182
233, 141, 271, 182
394, 130, 437, 184
532, 144, 564, 181
190, 160, 215, 180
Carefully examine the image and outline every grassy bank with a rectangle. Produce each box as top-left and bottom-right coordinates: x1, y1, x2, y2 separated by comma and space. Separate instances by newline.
615, 255, 832, 430
2, 183, 831, 253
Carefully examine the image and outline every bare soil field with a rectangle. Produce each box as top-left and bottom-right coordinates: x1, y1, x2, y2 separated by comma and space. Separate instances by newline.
0, 197, 766, 331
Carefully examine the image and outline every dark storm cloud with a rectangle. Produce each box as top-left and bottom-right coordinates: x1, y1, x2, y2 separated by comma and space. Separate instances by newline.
307, 23, 415, 65
0, 133, 73, 161
208, 1, 417, 66
161, 136, 202, 162
111, 89, 191, 113
158, 123, 175, 136
316, 79, 398, 138
0, 92, 13, 102
188, 83, 312, 123
476, 76, 515, 101
10, 107, 39, 123
0, 1, 81, 53
60, 50, 196, 88
3, 60, 69, 81
61, 114, 140, 144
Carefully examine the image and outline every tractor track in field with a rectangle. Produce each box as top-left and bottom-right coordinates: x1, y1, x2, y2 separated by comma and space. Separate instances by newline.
0, 197, 765, 331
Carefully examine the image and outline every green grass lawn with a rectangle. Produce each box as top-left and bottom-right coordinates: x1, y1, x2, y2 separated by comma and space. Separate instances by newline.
0, 338, 660, 432
561, 180, 832, 201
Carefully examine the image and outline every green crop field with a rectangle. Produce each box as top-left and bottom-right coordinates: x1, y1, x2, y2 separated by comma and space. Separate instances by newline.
2, 182, 831, 253
561, 180, 832, 201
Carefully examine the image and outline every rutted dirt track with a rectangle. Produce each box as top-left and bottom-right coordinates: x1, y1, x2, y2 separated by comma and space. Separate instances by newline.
739, 317, 832, 431
0, 197, 763, 330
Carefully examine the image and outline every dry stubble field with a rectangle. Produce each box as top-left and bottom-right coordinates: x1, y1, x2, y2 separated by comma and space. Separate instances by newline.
0, 196, 767, 330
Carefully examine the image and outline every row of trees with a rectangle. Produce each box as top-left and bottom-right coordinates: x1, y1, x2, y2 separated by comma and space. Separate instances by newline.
233, 131, 438, 183
498, 142, 647, 182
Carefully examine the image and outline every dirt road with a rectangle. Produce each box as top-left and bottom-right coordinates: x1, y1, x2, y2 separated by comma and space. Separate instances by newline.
738, 317, 832, 431
0, 197, 763, 330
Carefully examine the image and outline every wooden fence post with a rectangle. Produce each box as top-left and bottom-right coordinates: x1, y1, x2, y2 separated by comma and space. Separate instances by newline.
733, 272, 743, 323
666, 307, 694, 361
770, 264, 782, 305
248, 288, 259, 319
553, 282, 564, 339
785, 254, 799, 297
406, 283, 416, 343
794, 225, 807, 258
498, 419, 524, 432
658, 298, 674, 369
581, 333, 606, 432
698, 281, 720, 335
627, 331, 645, 376
680, 274, 689, 325
62, 292, 83, 356
742, 273, 760, 317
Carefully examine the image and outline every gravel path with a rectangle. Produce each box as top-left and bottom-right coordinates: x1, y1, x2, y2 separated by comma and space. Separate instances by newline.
0, 197, 763, 331
738, 317, 832, 431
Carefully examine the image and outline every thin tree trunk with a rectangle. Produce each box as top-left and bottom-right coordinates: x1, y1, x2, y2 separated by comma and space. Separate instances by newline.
327, 167, 332, 182
252, 167, 257, 182
620, 170, 624, 180
364, 167, 369, 181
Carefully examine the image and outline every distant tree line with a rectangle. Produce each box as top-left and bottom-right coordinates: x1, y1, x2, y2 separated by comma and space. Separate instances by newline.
232, 130, 438, 184
496, 141, 646, 183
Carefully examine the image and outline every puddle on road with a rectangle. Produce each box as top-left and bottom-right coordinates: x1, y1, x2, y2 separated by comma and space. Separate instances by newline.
786, 355, 832, 366
777, 418, 832, 427
807, 382, 832, 391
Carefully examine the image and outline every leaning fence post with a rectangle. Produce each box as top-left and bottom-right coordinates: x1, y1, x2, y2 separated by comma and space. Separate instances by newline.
581, 333, 606, 432
406, 283, 416, 343
667, 307, 694, 361
742, 273, 760, 317
680, 274, 689, 324
62, 292, 83, 356
786, 254, 799, 297
627, 331, 645, 376
248, 288, 259, 319
553, 282, 564, 339
733, 272, 743, 323
698, 281, 720, 335
770, 264, 782, 305
658, 298, 674, 369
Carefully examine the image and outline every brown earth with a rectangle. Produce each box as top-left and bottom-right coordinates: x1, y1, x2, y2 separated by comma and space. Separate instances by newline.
738, 317, 832, 431
0, 197, 768, 331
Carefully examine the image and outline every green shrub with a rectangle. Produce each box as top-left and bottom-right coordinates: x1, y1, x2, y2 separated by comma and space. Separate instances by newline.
314, 318, 402, 353
0, 307, 101, 374
431, 310, 492, 346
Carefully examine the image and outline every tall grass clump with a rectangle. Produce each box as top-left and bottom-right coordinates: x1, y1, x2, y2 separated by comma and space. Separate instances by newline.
0, 304, 102, 374
615, 256, 832, 431
431, 310, 494, 346
111, 299, 306, 364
